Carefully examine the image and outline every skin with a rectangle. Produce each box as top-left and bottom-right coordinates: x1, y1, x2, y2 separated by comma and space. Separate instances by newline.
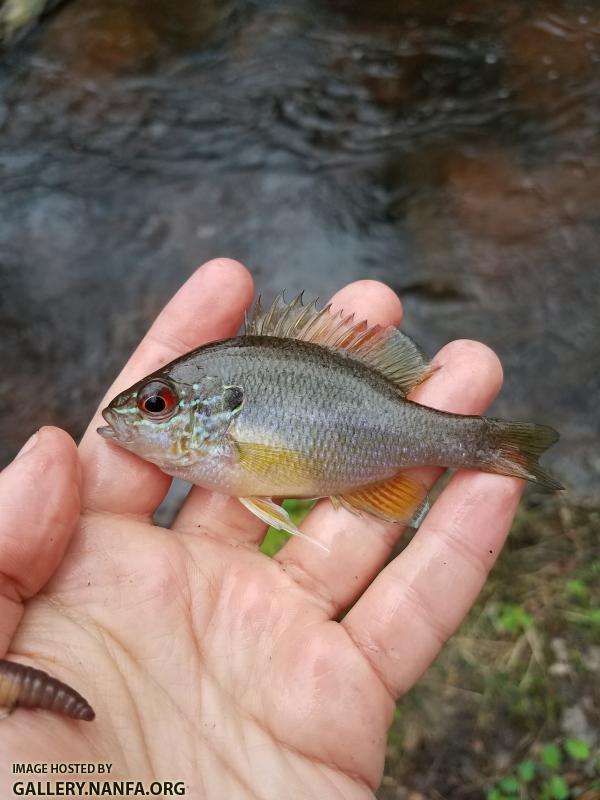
0, 259, 522, 799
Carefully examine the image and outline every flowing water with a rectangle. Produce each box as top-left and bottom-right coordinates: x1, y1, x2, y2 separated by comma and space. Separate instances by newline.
1, 0, 599, 493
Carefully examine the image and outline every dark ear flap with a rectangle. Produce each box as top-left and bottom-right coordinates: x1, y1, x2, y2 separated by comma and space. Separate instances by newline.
223, 386, 244, 412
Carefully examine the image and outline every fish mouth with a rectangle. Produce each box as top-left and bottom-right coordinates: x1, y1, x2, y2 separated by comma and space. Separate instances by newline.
97, 408, 119, 440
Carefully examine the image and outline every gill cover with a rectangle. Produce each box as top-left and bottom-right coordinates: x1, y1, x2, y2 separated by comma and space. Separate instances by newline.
180, 379, 244, 458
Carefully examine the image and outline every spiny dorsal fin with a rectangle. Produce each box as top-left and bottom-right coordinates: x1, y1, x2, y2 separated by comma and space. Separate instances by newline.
245, 292, 434, 395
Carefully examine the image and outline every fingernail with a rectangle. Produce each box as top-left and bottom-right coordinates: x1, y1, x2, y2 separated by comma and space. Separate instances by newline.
16, 431, 39, 460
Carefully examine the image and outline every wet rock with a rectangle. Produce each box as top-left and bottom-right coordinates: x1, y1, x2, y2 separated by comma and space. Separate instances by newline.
441, 150, 600, 242
40, 0, 240, 78
41, 1, 160, 77
328, 0, 516, 27
505, 10, 600, 120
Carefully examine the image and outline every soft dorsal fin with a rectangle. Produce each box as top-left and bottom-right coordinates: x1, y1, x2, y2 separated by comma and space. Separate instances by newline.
245, 292, 434, 395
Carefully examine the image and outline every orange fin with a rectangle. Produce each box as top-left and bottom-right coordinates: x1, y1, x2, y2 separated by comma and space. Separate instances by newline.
334, 472, 430, 528
239, 497, 329, 551
245, 292, 435, 395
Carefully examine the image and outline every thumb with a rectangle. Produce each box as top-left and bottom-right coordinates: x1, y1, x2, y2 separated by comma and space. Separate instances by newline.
0, 427, 81, 657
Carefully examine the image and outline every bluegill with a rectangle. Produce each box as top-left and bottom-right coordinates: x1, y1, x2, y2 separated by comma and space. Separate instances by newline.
98, 294, 562, 544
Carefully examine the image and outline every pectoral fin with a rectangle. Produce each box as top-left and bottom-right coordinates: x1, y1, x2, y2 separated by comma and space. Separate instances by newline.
239, 497, 329, 551
334, 472, 430, 528
237, 442, 319, 481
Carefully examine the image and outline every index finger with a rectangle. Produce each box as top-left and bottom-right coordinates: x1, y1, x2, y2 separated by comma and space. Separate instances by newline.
78, 259, 254, 516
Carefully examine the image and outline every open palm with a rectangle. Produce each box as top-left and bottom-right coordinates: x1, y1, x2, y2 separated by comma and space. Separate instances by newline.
0, 261, 523, 798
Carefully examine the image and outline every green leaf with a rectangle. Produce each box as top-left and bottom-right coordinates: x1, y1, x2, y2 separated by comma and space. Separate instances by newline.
564, 738, 590, 761
260, 527, 290, 557
499, 776, 519, 793
518, 759, 536, 782
583, 608, 600, 625
498, 603, 533, 634
546, 775, 570, 800
542, 744, 562, 770
486, 790, 504, 800
565, 578, 588, 600
283, 498, 314, 525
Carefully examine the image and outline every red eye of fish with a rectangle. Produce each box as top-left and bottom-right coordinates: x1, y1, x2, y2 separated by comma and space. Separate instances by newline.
137, 380, 178, 419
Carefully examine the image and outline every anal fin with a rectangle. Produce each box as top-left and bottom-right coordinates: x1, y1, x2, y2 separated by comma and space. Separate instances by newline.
239, 497, 329, 551
334, 472, 429, 528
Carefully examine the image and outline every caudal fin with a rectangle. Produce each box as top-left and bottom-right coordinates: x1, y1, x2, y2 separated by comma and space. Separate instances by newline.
483, 419, 564, 490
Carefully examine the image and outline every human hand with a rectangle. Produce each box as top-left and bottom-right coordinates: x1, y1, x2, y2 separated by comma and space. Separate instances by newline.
0, 260, 523, 798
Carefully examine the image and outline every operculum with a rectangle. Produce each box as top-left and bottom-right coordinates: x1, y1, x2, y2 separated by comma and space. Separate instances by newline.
183, 379, 244, 458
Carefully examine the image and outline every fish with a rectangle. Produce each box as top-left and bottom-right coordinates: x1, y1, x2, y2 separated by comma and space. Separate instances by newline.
97, 293, 562, 546
0, 658, 95, 721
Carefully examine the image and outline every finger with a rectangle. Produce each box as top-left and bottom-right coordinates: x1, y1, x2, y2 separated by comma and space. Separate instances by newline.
79, 259, 254, 516
275, 339, 503, 616
0, 428, 80, 657
342, 471, 523, 698
172, 280, 404, 543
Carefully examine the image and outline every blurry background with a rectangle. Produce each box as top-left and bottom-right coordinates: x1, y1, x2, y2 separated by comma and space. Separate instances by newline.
0, 1, 598, 797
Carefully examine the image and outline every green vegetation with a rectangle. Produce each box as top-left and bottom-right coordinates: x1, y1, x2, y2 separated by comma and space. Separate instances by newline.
487, 738, 598, 799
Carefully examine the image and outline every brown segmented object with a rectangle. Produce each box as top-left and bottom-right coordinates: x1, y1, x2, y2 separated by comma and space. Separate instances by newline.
0, 659, 95, 721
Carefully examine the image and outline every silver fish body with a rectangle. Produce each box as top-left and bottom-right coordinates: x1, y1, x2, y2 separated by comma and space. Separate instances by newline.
99, 294, 561, 538
162, 336, 513, 495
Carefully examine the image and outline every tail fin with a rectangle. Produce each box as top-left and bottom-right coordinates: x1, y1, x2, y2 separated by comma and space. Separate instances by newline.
483, 419, 564, 490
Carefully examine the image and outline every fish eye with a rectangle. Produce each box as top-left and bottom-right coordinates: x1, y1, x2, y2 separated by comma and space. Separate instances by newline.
137, 380, 178, 420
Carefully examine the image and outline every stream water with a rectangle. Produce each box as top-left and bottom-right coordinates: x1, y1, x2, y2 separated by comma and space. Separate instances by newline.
1, 0, 599, 493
